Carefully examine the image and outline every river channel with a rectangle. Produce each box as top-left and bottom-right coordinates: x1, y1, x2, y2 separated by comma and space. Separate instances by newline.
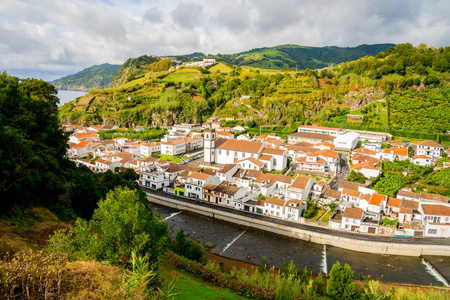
149, 202, 450, 287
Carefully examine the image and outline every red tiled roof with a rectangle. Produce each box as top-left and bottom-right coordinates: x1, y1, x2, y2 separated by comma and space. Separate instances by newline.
317, 142, 335, 149
339, 180, 363, 191
387, 197, 401, 208
343, 207, 364, 219
265, 197, 286, 206
258, 154, 273, 161
417, 140, 443, 148
413, 155, 432, 160
353, 148, 377, 155
342, 188, 361, 198
369, 193, 387, 206
188, 171, 211, 181
217, 139, 264, 154
262, 148, 285, 155
217, 131, 234, 136
422, 204, 450, 216
382, 147, 408, 156
290, 176, 313, 190
316, 149, 339, 158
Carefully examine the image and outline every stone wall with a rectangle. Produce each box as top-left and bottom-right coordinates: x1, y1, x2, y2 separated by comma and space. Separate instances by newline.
147, 193, 450, 257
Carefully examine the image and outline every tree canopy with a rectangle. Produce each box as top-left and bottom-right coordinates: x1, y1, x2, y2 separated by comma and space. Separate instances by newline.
0, 72, 140, 219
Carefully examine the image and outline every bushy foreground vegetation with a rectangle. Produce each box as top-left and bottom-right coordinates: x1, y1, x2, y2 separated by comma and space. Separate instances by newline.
1, 187, 449, 299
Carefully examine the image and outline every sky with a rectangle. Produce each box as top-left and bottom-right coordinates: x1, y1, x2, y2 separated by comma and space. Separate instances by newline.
1, 0, 450, 81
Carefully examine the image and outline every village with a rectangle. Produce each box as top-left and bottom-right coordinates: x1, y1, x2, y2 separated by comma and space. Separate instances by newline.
65, 118, 450, 239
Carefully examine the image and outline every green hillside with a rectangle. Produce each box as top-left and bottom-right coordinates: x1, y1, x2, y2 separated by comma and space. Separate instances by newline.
50, 63, 121, 91
59, 43, 450, 141
209, 43, 395, 70
109, 55, 159, 87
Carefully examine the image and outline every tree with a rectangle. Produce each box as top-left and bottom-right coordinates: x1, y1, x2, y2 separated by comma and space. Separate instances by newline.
347, 170, 368, 184
327, 261, 357, 299
174, 229, 187, 256
150, 58, 172, 72
0, 73, 69, 215
91, 187, 169, 264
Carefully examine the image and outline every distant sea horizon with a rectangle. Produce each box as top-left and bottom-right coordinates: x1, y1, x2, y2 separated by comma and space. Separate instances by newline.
57, 90, 88, 106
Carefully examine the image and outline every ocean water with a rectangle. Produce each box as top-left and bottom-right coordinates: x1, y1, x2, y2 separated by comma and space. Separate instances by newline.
57, 90, 88, 106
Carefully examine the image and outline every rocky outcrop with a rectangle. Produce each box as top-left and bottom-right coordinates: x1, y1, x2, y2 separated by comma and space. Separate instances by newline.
342, 87, 386, 109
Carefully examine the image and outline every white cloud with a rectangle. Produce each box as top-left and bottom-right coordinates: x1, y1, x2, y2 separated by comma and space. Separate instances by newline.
0, 0, 449, 80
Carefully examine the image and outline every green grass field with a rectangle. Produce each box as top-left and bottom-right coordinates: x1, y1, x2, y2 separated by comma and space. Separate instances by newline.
156, 154, 182, 163
161, 268, 244, 300
210, 62, 233, 73
162, 69, 202, 83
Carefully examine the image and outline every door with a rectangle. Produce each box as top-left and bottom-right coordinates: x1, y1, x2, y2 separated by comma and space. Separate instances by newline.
368, 227, 376, 234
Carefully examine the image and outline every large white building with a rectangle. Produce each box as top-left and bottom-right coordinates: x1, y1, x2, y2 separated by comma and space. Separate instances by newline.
333, 131, 360, 150
297, 125, 344, 137
204, 128, 288, 171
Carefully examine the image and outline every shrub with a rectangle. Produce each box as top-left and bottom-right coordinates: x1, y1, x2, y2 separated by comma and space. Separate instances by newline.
0, 250, 67, 299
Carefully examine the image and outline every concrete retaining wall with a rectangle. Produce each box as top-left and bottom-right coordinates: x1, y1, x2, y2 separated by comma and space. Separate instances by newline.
147, 194, 450, 257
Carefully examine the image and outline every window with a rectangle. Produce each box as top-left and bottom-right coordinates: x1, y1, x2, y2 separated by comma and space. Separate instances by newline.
428, 229, 437, 234
226, 150, 229, 156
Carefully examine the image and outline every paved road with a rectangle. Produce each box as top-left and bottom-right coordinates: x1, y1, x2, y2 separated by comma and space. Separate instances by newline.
328, 152, 349, 190
143, 187, 450, 246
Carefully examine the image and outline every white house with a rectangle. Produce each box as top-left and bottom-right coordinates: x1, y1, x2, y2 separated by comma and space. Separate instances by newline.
140, 142, 161, 157
237, 134, 251, 141
316, 149, 339, 171
172, 123, 202, 134
363, 143, 382, 153
203, 183, 247, 209
160, 136, 203, 156
217, 131, 235, 139
232, 125, 246, 132
341, 207, 364, 232
353, 162, 381, 178
185, 172, 220, 200
284, 144, 319, 161
95, 158, 119, 172
69, 133, 100, 144
420, 204, 450, 238
286, 176, 315, 201
411, 155, 434, 166
69, 141, 92, 158
382, 147, 409, 161
417, 140, 443, 159
261, 148, 287, 171
285, 199, 305, 222
139, 170, 170, 190
297, 153, 326, 172
217, 164, 239, 182
333, 131, 360, 150
264, 197, 286, 218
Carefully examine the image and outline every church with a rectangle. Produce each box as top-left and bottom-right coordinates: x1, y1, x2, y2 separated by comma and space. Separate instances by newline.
204, 127, 287, 171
